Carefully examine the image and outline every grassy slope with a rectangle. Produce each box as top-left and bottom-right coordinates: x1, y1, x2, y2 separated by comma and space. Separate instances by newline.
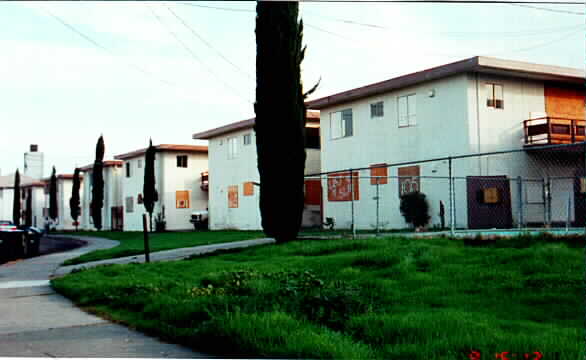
52, 235, 584, 359
61, 231, 264, 265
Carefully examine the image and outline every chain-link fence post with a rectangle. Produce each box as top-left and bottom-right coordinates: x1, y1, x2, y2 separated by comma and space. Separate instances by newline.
375, 180, 380, 236
448, 157, 455, 236
350, 169, 355, 239
517, 176, 524, 229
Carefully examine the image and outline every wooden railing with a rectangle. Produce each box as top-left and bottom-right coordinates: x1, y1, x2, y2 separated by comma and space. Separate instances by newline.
524, 117, 585, 146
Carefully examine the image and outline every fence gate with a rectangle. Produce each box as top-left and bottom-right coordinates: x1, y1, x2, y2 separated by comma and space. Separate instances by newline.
466, 176, 513, 229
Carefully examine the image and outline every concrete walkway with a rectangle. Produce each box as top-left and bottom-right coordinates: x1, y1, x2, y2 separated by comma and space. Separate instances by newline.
54, 236, 276, 277
0, 235, 211, 358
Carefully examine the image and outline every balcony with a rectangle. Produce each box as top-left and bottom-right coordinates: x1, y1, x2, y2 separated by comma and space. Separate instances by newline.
524, 117, 585, 146
200, 171, 209, 192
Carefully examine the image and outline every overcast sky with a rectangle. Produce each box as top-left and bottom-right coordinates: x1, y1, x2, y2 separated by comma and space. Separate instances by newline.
1, 1, 584, 177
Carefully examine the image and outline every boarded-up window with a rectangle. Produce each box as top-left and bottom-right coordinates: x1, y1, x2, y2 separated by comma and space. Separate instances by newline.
483, 188, 500, 204
545, 85, 585, 119
370, 164, 388, 185
176, 190, 190, 208
228, 185, 239, 208
304, 179, 322, 205
328, 172, 359, 201
243, 182, 254, 196
398, 166, 420, 196
125, 197, 134, 213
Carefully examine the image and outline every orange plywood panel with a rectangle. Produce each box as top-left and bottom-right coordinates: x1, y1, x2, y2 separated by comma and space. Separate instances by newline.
243, 182, 254, 196
176, 190, 190, 208
228, 185, 239, 208
398, 166, 420, 197
304, 179, 322, 205
545, 85, 585, 119
327, 172, 359, 201
370, 164, 388, 185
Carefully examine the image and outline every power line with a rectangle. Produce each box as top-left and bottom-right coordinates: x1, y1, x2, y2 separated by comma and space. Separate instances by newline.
147, 4, 253, 104
485, 27, 584, 55
39, 5, 195, 95
165, 4, 255, 81
507, 3, 585, 14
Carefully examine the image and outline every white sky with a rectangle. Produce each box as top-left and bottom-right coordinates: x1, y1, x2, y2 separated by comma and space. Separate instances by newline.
0, 1, 584, 177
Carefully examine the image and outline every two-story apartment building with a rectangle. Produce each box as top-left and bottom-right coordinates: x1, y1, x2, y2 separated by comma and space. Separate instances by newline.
41, 174, 84, 231
80, 160, 124, 231
192, 112, 322, 230
306, 56, 584, 230
0, 173, 44, 227
114, 144, 209, 231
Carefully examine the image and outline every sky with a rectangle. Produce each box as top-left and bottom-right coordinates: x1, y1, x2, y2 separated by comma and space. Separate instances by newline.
0, 0, 584, 178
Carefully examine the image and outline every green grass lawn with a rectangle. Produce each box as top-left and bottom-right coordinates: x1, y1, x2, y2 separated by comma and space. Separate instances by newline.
52, 234, 584, 359
60, 231, 264, 266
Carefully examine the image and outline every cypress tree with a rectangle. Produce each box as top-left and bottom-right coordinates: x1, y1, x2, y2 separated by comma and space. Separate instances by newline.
69, 168, 81, 231
91, 136, 105, 230
25, 188, 32, 227
12, 169, 21, 226
49, 166, 58, 223
143, 139, 157, 232
254, 2, 311, 243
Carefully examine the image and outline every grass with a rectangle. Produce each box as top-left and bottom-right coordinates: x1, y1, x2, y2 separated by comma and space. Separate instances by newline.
52, 234, 584, 359
60, 230, 264, 265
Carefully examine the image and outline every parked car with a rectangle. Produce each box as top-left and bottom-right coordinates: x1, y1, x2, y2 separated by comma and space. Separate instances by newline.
190, 210, 209, 231
0, 220, 41, 261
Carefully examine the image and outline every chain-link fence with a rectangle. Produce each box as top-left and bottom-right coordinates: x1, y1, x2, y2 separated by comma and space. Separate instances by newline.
303, 142, 585, 236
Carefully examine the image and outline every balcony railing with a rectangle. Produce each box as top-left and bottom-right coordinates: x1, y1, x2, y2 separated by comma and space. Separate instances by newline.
200, 171, 209, 191
524, 116, 585, 146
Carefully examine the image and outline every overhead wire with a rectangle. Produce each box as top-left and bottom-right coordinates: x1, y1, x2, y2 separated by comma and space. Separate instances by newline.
507, 3, 585, 14
147, 4, 253, 104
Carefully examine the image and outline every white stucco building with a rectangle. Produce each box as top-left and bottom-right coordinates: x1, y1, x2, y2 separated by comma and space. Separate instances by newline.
114, 144, 209, 231
192, 112, 322, 230
41, 174, 84, 231
0, 173, 44, 227
80, 161, 124, 231
306, 56, 585, 230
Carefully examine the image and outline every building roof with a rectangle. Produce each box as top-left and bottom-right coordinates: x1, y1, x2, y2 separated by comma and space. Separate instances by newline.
0, 173, 38, 189
192, 111, 321, 140
114, 144, 208, 160
79, 160, 123, 172
306, 56, 585, 110
40, 174, 81, 182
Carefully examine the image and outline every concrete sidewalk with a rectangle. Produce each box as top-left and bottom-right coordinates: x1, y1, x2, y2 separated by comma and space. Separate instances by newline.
0, 235, 212, 358
53, 236, 276, 277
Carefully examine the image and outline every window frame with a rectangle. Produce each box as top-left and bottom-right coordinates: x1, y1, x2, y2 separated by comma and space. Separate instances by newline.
330, 109, 353, 140
125, 162, 131, 178
370, 101, 384, 118
228, 137, 239, 159
398, 93, 417, 128
486, 83, 504, 109
176, 155, 188, 168
243, 133, 252, 146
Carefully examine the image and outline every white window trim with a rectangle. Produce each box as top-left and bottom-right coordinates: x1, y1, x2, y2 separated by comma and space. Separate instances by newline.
398, 93, 416, 128
228, 137, 239, 159
330, 109, 353, 140
370, 101, 384, 118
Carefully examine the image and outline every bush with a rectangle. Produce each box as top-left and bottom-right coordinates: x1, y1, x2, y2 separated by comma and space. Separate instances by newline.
399, 192, 430, 229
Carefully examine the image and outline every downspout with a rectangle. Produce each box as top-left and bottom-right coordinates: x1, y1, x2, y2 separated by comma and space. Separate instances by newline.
475, 72, 482, 175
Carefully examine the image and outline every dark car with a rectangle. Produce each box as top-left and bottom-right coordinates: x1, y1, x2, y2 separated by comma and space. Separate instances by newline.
0, 221, 41, 261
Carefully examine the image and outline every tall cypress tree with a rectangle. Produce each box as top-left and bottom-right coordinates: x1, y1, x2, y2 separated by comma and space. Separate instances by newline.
25, 188, 32, 227
254, 2, 309, 243
12, 169, 21, 226
91, 136, 105, 230
69, 168, 81, 231
49, 166, 58, 223
143, 139, 157, 232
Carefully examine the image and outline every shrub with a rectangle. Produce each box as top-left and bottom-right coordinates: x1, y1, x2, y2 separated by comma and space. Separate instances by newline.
399, 192, 431, 229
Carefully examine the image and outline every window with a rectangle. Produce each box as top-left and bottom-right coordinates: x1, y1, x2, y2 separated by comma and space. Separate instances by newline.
228, 185, 239, 208
177, 155, 188, 168
398, 94, 416, 127
126, 162, 131, 178
370, 101, 384, 118
137, 194, 143, 204
486, 83, 504, 109
228, 137, 238, 159
243, 182, 254, 196
176, 190, 190, 208
137, 159, 142, 168
243, 133, 252, 145
330, 109, 353, 139
125, 196, 134, 213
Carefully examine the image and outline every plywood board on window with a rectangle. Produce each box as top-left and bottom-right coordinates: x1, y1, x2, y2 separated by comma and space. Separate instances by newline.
398, 166, 420, 196
228, 185, 239, 208
370, 164, 388, 185
176, 190, 190, 209
327, 172, 359, 201
304, 179, 322, 205
483, 187, 500, 204
545, 85, 585, 119
243, 182, 254, 196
